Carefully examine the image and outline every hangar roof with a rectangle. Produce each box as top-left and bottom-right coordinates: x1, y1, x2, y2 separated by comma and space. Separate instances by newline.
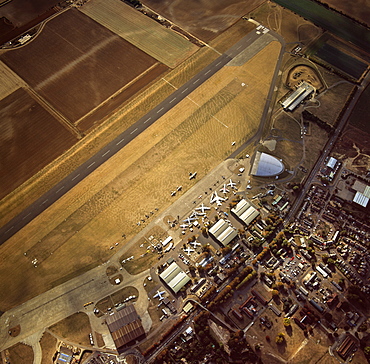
209, 218, 237, 246
251, 152, 284, 177
160, 262, 190, 293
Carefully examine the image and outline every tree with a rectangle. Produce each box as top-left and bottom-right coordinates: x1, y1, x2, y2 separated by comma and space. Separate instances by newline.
276, 332, 285, 344
364, 346, 370, 357
283, 318, 291, 327
272, 290, 279, 298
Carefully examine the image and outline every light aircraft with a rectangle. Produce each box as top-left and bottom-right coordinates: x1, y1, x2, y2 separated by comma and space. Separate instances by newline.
183, 216, 197, 224
247, 185, 252, 189
180, 224, 189, 229
195, 203, 210, 214
171, 191, 176, 196
210, 191, 226, 206
184, 247, 195, 255
153, 290, 166, 300
189, 172, 197, 180
189, 240, 201, 248
220, 184, 229, 194
227, 179, 237, 189
177, 186, 182, 191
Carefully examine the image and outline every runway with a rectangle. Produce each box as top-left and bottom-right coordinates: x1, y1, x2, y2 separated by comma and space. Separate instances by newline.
0, 27, 272, 244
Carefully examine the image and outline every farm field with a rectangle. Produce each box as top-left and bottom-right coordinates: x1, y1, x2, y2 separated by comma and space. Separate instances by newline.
80, 0, 198, 68
0, 88, 77, 199
143, 0, 265, 42
321, 0, 370, 27
0, 38, 281, 311
0, 9, 162, 128
0, 61, 27, 100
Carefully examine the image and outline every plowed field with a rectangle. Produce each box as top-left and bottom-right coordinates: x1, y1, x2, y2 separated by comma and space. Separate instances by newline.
80, 0, 198, 68
0, 88, 76, 199
0, 9, 162, 128
143, 0, 265, 42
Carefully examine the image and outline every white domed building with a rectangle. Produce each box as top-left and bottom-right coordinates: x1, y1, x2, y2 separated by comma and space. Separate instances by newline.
250, 151, 285, 177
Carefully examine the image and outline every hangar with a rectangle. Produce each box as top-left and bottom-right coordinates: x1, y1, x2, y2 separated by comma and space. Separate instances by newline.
281, 81, 315, 111
105, 304, 145, 352
209, 218, 238, 246
160, 262, 190, 293
231, 199, 260, 226
251, 152, 284, 177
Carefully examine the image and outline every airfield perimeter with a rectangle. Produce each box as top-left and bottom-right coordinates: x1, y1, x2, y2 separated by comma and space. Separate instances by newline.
0, 13, 283, 314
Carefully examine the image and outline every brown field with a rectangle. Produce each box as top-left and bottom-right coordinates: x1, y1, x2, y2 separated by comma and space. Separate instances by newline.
80, 0, 198, 68
5, 343, 33, 364
321, 0, 370, 27
143, 0, 265, 42
49, 312, 91, 346
0, 35, 281, 311
0, 9, 160, 126
40, 331, 57, 364
250, 2, 322, 44
0, 88, 77, 199
0, 61, 26, 100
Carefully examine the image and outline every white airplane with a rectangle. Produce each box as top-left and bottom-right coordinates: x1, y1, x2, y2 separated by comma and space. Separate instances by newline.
189, 172, 197, 180
195, 203, 210, 214
227, 179, 237, 189
183, 216, 197, 224
189, 240, 201, 248
210, 191, 226, 206
184, 247, 195, 255
180, 224, 189, 229
220, 184, 229, 194
171, 191, 176, 196
153, 290, 166, 300
177, 186, 182, 191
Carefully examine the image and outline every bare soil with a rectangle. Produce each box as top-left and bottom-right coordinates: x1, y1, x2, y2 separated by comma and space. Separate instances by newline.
40, 331, 57, 364
0, 88, 76, 199
143, 0, 265, 42
5, 342, 33, 364
0, 9, 159, 126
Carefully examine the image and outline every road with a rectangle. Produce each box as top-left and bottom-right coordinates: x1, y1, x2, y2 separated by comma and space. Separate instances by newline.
0, 26, 272, 245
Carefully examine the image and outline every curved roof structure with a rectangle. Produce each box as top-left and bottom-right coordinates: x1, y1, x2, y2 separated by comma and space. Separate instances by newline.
251, 152, 284, 177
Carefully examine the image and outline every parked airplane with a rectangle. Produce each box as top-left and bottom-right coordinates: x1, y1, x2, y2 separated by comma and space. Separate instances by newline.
189, 172, 197, 180
220, 184, 229, 194
180, 224, 189, 229
183, 216, 197, 224
184, 247, 195, 255
227, 179, 237, 189
171, 191, 176, 196
189, 240, 201, 248
153, 290, 166, 300
195, 203, 210, 214
210, 191, 226, 206
177, 186, 182, 191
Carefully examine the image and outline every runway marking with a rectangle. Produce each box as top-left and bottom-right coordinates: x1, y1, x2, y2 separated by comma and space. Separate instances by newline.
5, 226, 14, 234
144, 117, 151, 124
213, 116, 228, 128
22, 213, 31, 220
205, 70, 211, 75
72, 174, 80, 181
215, 61, 222, 66
102, 150, 110, 157
116, 138, 125, 145
56, 186, 65, 194
157, 107, 164, 113
87, 162, 95, 169
130, 128, 138, 134
41, 199, 48, 205
169, 97, 176, 103
193, 79, 199, 84
237, 45, 242, 50
182, 88, 188, 94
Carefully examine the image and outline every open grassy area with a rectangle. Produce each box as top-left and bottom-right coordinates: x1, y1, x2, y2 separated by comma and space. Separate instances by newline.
49, 312, 91, 346
6, 343, 33, 364
0, 32, 281, 311
40, 331, 57, 364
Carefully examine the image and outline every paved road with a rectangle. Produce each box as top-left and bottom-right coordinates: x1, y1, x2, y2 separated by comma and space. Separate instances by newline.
0, 28, 269, 245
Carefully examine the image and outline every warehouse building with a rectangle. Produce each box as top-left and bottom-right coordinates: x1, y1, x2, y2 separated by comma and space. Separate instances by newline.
106, 304, 145, 352
160, 262, 190, 293
281, 81, 315, 111
209, 218, 238, 246
231, 199, 260, 226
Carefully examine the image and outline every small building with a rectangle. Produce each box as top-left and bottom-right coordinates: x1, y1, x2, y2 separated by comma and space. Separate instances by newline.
56, 347, 73, 364
209, 219, 238, 246
160, 262, 191, 293
105, 304, 145, 352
